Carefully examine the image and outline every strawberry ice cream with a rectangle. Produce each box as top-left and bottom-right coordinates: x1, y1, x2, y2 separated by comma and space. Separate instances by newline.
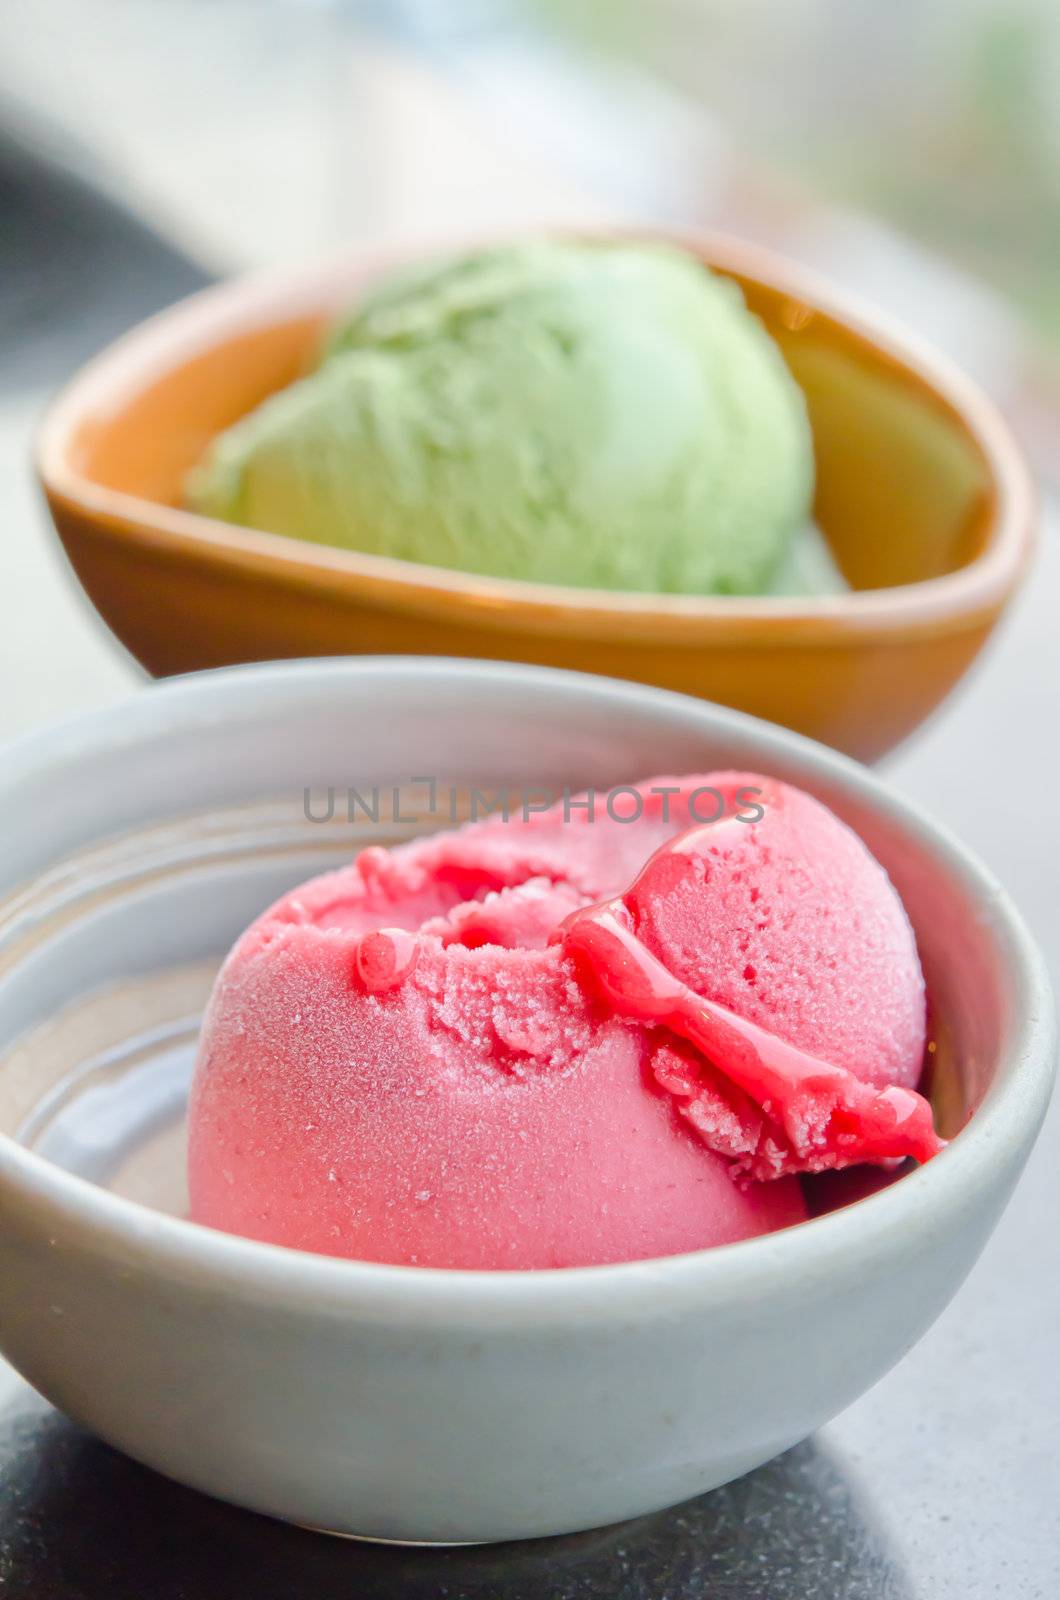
188, 774, 938, 1268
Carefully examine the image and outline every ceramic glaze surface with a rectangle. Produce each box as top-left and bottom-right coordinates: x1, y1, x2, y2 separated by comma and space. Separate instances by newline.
0, 661, 1052, 1541
37, 234, 1035, 760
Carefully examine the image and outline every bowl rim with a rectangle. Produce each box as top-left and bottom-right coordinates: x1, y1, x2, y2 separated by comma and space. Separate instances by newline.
0, 657, 1054, 1326
36, 228, 1036, 646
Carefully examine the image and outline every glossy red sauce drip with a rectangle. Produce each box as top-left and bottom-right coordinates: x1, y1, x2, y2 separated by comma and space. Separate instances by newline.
555, 824, 944, 1179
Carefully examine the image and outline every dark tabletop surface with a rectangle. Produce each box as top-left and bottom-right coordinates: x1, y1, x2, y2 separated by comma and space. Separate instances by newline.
0, 1399, 911, 1600
1, 114, 1058, 1600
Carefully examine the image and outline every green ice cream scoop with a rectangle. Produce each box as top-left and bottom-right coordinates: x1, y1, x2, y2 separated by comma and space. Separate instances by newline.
187, 241, 815, 595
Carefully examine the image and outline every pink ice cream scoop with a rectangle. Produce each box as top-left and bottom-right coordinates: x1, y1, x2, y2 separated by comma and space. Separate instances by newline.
188, 774, 936, 1269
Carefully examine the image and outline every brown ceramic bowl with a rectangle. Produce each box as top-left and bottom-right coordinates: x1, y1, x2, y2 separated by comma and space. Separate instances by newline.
37, 231, 1033, 762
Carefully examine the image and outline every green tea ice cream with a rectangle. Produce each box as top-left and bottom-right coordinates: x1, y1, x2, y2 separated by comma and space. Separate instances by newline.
187, 240, 816, 595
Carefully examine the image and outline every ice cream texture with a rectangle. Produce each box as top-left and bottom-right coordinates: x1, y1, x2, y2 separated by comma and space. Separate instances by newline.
186, 241, 816, 595
188, 774, 939, 1269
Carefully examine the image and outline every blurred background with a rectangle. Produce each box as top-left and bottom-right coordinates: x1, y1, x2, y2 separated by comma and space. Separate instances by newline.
6, 0, 1059, 382
0, 0, 1056, 733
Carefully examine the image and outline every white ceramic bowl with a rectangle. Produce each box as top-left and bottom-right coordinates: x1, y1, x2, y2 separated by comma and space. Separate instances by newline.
0, 659, 1053, 1543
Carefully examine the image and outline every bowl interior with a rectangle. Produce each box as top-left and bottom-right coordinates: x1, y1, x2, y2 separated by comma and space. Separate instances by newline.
0, 665, 1010, 1230
59, 243, 994, 594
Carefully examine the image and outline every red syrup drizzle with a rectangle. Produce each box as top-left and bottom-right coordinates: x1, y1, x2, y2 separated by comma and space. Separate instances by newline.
554, 824, 945, 1180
